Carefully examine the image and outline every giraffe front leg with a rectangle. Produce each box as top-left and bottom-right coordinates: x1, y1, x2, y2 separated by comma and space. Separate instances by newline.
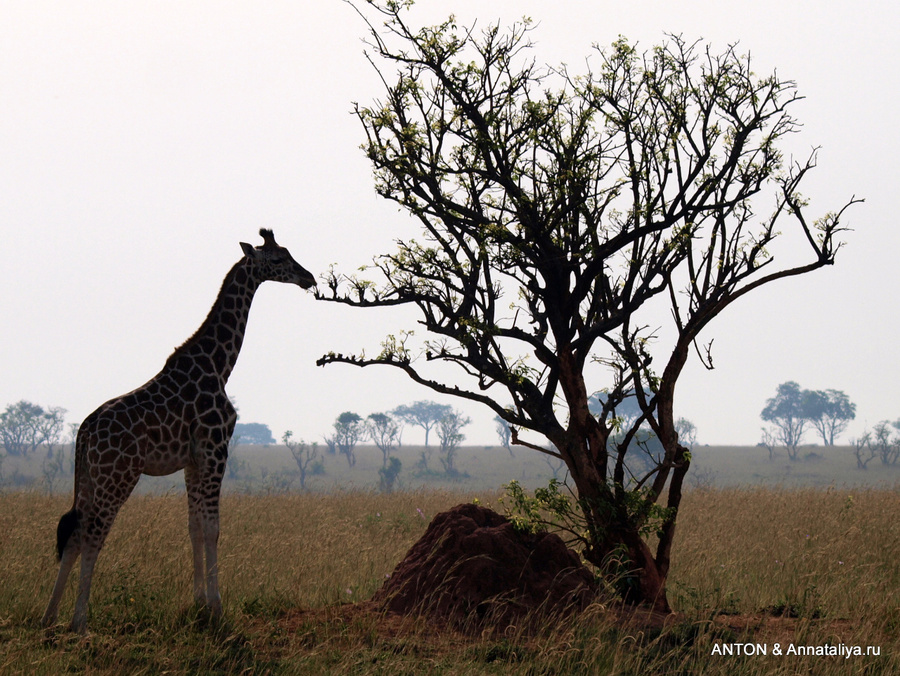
185, 461, 224, 616
203, 502, 222, 618
187, 503, 206, 606
185, 466, 209, 609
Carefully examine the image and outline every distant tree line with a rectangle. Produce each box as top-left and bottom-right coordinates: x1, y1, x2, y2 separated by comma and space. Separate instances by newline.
318, 400, 471, 486
4, 383, 893, 495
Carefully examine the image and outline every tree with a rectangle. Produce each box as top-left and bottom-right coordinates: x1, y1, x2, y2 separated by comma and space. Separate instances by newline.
366, 412, 401, 466
759, 428, 778, 462
436, 410, 471, 475
544, 454, 568, 480
849, 431, 876, 470
233, 422, 276, 446
283, 431, 321, 490
870, 421, 900, 466
37, 406, 67, 458
391, 400, 451, 446
674, 418, 697, 449
589, 390, 646, 432
67, 422, 80, 448
42, 450, 64, 494
0, 401, 43, 456
330, 411, 365, 467
228, 396, 242, 452
761, 382, 815, 461
318, 2, 856, 612
494, 415, 513, 454
593, 390, 672, 481
805, 389, 856, 446
0, 401, 66, 456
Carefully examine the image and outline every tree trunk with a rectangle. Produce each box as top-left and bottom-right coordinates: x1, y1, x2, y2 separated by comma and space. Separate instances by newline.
620, 532, 671, 613
554, 347, 672, 612
571, 468, 672, 613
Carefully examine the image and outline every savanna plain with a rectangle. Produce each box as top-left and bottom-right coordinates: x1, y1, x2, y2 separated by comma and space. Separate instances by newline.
1, 444, 899, 674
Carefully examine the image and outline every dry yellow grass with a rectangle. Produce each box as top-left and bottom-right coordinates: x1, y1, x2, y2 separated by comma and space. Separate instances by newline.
673, 487, 900, 616
1, 487, 897, 674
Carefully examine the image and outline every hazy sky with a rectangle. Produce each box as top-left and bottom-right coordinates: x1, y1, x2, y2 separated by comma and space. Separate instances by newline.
2, 0, 897, 449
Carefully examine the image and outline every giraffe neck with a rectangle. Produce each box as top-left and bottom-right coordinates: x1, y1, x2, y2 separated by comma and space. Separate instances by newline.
165, 258, 261, 386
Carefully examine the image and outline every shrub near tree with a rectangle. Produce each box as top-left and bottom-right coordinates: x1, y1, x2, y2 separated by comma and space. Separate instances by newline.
378, 456, 403, 493
319, 2, 857, 612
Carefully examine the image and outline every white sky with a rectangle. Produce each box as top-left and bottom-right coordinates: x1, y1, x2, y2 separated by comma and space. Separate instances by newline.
1, 0, 897, 448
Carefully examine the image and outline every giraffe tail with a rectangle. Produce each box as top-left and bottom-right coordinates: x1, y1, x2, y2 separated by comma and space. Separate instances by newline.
55, 508, 80, 561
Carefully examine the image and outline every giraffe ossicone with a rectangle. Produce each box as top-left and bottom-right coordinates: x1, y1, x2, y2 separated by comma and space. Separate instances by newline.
42, 229, 315, 634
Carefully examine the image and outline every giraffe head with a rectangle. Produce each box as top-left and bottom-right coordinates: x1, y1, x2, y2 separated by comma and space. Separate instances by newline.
240, 229, 316, 289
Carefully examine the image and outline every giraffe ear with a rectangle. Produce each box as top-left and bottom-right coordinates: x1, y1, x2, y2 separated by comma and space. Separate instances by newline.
240, 242, 257, 257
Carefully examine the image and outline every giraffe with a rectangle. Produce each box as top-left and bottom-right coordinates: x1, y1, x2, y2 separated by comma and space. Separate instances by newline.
41, 229, 316, 634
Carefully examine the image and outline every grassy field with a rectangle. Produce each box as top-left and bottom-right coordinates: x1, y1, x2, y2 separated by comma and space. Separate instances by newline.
1, 485, 898, 674
687, 444, 900, 489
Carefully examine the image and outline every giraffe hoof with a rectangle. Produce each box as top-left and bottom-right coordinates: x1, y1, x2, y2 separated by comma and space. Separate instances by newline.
69, 622, 89, 636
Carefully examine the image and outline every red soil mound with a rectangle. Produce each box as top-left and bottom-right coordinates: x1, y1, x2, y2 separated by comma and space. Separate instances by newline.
372, 503, 597, 629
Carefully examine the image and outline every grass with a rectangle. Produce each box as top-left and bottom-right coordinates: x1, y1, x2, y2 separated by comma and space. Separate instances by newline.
1, 486, 898, 674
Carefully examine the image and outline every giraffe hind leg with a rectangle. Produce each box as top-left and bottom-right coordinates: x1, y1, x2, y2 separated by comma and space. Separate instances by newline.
41, 510, 82, 628
68, 497, 134, 634
67, 470, 140, 634
70, 540, 103, 634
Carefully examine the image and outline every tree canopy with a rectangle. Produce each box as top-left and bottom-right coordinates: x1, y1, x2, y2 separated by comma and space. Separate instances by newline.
233, 422, 276, 446
806, 389, 856, 446
391, 400, 451, 446
318, 1, 858, 611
